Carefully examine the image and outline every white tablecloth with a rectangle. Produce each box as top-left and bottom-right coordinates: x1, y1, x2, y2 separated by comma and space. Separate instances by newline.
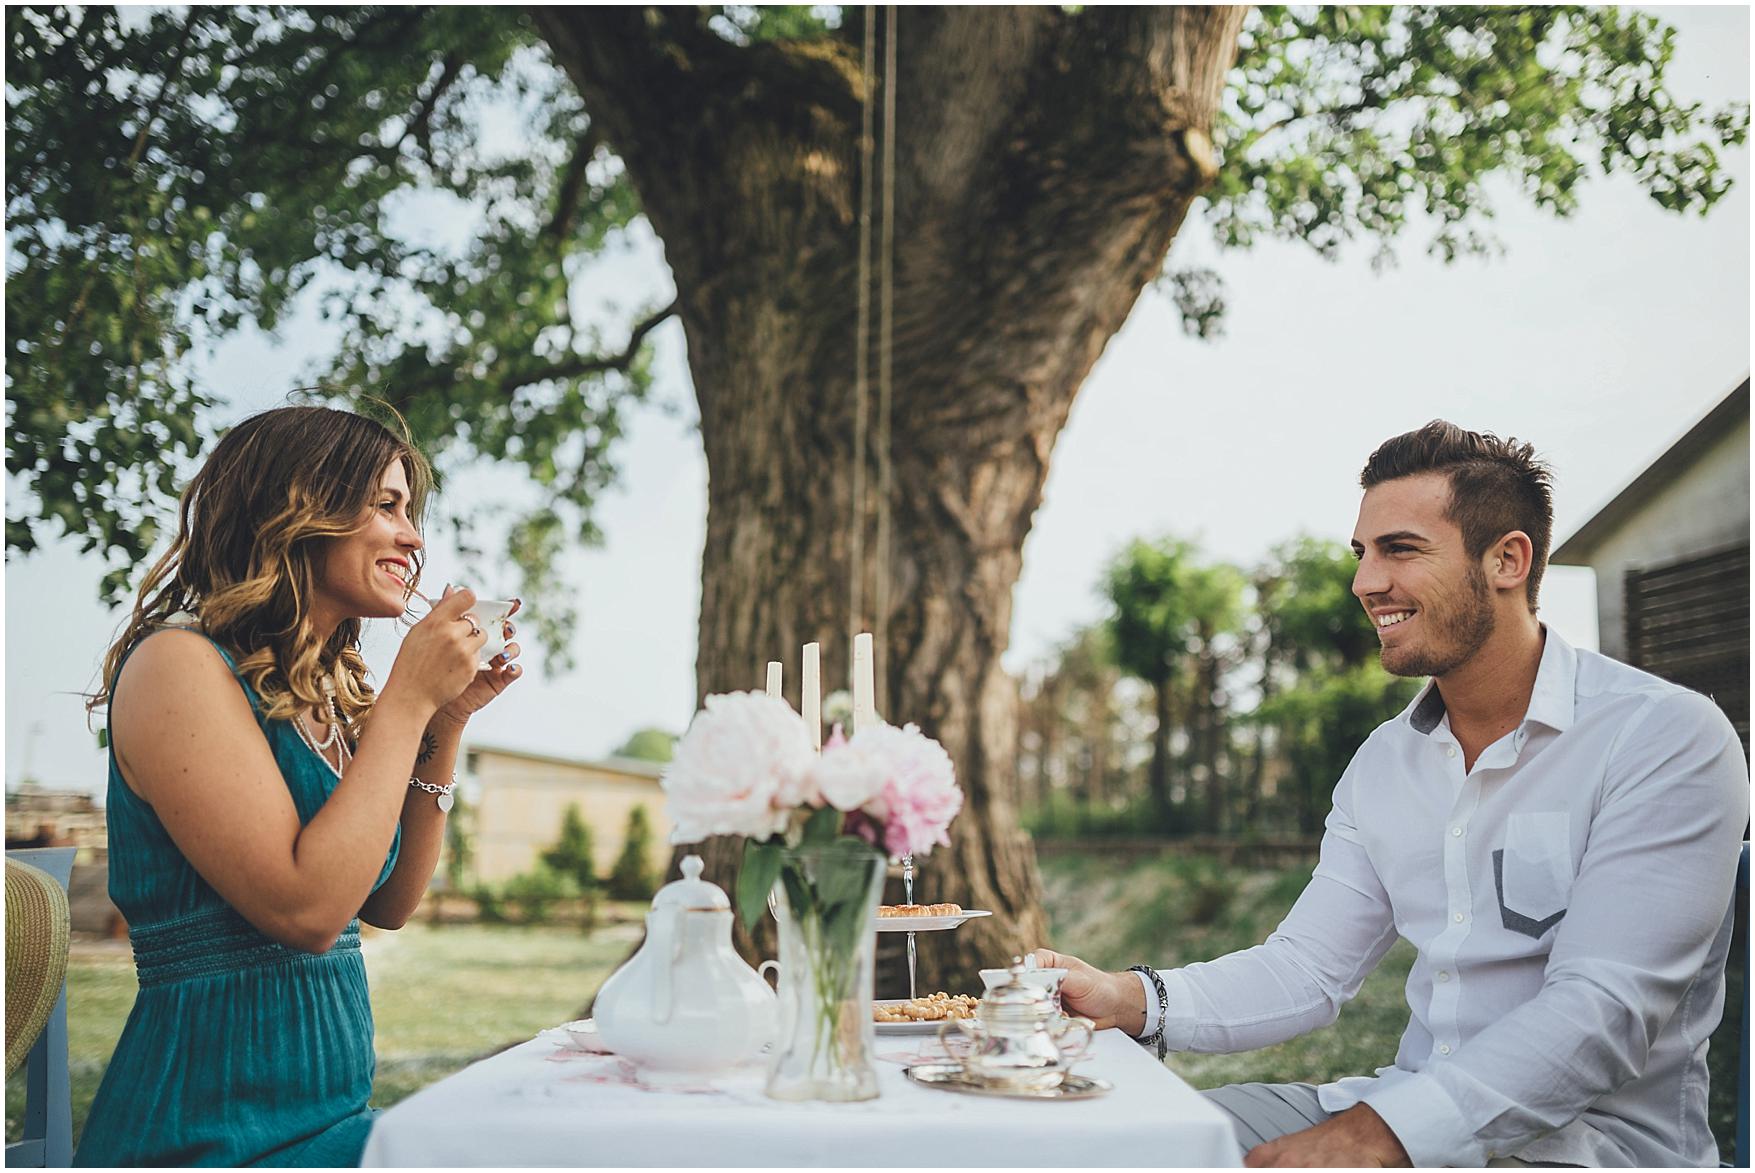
361, 1027, 1241, 1167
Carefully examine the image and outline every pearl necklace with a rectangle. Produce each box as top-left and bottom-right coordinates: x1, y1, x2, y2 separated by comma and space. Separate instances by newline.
294, 683, 351, 779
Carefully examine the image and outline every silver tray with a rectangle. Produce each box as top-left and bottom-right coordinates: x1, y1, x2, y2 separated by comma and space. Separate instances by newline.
903, 1062, 1112, 1100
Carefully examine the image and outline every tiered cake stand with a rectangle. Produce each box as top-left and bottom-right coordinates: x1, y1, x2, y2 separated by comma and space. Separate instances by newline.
873, 854, 991, 1001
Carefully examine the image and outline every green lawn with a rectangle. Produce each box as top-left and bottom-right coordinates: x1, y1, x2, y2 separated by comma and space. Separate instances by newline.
1036, 851, 1419, 1091
7, 857, 1742, 1163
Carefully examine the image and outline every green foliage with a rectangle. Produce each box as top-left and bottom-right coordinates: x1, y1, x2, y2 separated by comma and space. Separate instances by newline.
5, 6, 656, 658
1163, 5, 1749, 333
1256, 536, 1380, 672
1105, 538, 1242, 686
540, 803, 596, 891
613, 728, 676, 763
1023, 792, 1163, 839
737, 839, 785, 929
538, 804, 603, 930
469, 881, 506, 924
711, 6, 838, 44
498, 862, 581, 925
606, 804, 659, 902
7, 3, 1744, 646
1253, 662, 1421, 831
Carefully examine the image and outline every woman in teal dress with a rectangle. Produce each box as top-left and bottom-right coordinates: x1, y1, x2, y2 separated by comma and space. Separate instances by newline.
76, 406, 521, 1166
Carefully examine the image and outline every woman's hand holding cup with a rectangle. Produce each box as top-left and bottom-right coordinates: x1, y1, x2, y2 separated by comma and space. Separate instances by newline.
385, 585, 488, 718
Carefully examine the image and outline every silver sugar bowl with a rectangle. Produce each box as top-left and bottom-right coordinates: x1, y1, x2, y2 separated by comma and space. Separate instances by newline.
937, 956, 1095, 1090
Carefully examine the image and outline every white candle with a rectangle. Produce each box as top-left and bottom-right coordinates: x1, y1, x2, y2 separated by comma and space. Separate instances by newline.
851, 632, 876, 734
802, 642, 822, 751
766, 661, 783, 700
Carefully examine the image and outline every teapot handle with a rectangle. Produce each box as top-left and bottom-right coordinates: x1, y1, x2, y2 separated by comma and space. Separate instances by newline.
1053, 1015, 1096, 1065
936, 1017, 980, 1065
650, 906, 680, 1024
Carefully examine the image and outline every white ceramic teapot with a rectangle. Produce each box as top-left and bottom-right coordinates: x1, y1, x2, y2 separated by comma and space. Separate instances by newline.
592, 855, 778, 1073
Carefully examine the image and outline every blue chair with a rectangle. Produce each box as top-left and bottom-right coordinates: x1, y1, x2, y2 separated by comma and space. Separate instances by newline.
6, 847, 75, 1167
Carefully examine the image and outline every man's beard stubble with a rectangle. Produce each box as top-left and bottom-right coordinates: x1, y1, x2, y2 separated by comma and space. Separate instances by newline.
1380, 563, 1496, 679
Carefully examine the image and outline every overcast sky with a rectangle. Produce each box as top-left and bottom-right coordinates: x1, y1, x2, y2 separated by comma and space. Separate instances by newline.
6, 6, 1749, 796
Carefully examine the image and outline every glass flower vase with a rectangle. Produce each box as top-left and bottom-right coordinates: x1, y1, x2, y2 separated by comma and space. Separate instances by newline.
764, 842, 887, 1102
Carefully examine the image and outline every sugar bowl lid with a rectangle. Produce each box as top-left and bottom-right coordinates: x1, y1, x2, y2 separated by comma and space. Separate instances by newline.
650, 854, 730, 912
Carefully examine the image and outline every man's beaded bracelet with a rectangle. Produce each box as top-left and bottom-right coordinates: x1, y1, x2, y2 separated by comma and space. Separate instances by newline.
410, 775, 456, 813
1127, 964, 1170, 1060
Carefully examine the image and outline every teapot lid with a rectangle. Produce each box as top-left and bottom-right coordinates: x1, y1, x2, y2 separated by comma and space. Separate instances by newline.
980, 956, 1055, 1021
651, 855, 730, 911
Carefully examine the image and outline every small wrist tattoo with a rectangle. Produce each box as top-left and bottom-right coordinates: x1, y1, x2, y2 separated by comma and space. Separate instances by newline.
416, 731, 437, 766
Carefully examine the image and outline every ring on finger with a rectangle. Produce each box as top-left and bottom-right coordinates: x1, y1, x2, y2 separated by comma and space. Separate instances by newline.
463, 617, 482, 637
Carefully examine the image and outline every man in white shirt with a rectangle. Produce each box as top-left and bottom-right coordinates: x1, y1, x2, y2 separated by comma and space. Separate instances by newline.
1035, 422, 1748, 1167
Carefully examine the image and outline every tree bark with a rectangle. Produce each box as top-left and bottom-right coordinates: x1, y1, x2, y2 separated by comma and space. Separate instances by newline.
1149, 676, 1175, 834
535, 5, 1247, 989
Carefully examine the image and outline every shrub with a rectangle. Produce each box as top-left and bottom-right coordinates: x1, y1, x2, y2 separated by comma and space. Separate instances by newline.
541, 804, 597, 892
607, 805, 659, 901
501, 864, 580, 925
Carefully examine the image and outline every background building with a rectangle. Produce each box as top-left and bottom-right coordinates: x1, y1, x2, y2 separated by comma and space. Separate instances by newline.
464, 745, 672, 885
1551, 377, 1750, 754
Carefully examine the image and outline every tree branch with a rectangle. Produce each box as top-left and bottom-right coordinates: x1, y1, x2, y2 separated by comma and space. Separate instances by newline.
543, 121, 604, 242
390, 300, 677, 416
396, 51, 465, 165
506, 298, 677, 389
1254, 94, 1386, 141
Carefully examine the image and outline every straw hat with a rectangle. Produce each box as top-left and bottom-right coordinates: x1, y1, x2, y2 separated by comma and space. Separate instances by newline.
5, 859, 71, 1077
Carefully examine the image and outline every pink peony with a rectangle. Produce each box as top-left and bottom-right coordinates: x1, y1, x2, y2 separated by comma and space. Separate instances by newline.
844, 723, 963, 858
661, 692, 818, 843
809, 735, 887, 813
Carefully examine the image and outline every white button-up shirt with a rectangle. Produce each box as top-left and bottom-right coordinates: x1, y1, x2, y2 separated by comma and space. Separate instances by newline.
1137, 628, 1747, 1166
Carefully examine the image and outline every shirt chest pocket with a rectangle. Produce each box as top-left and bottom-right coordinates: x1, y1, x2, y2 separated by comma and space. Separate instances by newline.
1493, 811, 1573, 938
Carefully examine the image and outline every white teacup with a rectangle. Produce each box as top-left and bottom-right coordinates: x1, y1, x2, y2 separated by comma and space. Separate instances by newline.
461, 595, 517, 669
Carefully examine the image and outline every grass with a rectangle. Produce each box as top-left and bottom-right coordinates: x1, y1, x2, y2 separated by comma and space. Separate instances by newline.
8, 858, 1742, 1163
1037, 851, 1418, 1091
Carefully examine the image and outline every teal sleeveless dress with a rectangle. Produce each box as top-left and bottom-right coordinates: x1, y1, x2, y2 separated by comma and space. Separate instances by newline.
75, 631, 401, 1167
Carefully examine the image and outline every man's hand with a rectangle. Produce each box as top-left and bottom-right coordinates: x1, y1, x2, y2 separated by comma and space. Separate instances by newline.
1026, 947, 1148, 1034
1244, 1105, 1411, 1168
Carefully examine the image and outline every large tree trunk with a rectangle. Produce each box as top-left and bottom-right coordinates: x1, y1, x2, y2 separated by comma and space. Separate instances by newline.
1199, 648, 1224, 834
1148, 677, 1175, 834
536, 5, 1247, 989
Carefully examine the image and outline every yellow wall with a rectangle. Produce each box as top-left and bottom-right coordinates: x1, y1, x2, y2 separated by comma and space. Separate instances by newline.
468, 749, 674, 885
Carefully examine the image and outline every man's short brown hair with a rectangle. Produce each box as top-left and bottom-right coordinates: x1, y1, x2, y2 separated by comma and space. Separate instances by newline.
1360, 421, 1554, 611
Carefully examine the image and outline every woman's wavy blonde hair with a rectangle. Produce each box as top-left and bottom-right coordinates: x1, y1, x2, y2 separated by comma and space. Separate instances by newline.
90, 404, 434, 732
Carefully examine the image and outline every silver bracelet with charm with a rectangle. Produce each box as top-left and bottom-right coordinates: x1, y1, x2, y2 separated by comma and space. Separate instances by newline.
410, 775, 457, 812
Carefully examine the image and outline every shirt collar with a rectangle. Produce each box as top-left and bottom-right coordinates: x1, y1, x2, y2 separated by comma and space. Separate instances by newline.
1399, 624, 1577, 737
1522, 624, 1577, 733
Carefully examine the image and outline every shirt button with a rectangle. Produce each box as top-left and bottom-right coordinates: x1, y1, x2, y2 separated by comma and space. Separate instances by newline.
1454, 912, 1466, 923
1438, 1043, 1452, 1055
1446, 746, 1457, 759
1451, 826, 1463, 838
1437, 970, 1450, 982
